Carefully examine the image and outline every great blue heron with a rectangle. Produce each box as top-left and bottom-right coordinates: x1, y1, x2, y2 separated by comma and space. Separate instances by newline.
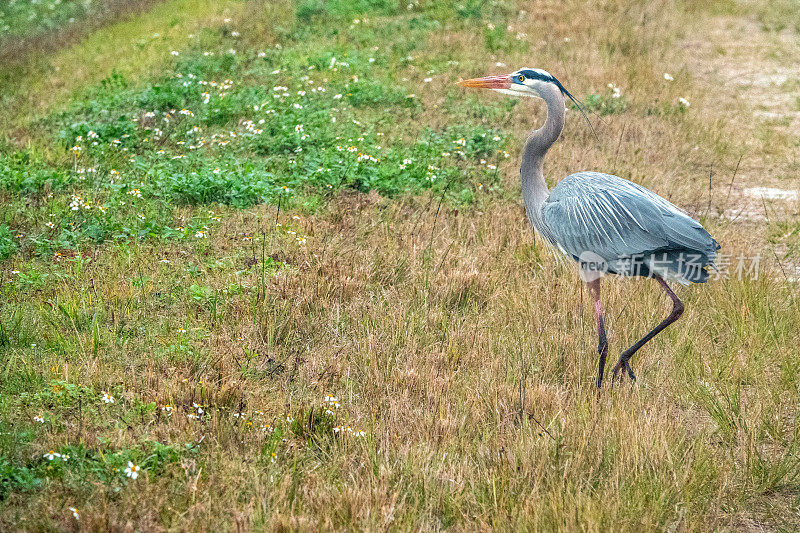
458, 68, 719, 388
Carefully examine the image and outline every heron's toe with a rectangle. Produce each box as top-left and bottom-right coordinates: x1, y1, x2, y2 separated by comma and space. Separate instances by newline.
611, 360, 636, 384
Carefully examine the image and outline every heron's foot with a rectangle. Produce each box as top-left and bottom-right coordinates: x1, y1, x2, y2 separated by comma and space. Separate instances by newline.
611, 359, 636, 384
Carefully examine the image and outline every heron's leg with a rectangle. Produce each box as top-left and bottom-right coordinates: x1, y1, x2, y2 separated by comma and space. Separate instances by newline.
612, 275, 684, 383
588, 279, 608, 389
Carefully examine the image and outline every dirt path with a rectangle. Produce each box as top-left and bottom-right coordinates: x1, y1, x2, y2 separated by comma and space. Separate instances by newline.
683, 6, 800, 223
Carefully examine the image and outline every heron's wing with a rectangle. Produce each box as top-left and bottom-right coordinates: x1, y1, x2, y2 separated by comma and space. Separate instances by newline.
541, 172, 719, 276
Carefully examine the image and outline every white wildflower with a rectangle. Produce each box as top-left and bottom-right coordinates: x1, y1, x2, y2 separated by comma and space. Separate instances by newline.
124, 461, 140, 479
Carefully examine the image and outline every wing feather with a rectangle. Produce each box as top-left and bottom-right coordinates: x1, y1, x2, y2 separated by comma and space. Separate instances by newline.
540, 172, 719, 280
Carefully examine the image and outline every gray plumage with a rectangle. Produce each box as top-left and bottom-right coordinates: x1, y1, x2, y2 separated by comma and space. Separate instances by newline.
541, 172, 719, 283
514, 74, 719, 284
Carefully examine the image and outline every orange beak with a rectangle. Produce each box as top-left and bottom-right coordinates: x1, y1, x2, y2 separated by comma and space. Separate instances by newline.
457, 75, 511, 89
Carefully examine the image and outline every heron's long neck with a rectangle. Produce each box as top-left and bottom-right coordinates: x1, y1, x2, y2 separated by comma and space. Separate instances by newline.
520, 86, 565, 232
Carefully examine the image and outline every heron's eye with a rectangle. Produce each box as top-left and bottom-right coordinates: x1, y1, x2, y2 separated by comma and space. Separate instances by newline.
518, 75, 525, 83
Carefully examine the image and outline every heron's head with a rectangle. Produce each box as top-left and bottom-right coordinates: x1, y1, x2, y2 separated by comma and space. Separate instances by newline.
457, 68, 566, 99
457, 67, 596, 137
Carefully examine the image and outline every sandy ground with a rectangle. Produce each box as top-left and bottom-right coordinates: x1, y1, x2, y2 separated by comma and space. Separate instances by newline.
685, 11, 800, 225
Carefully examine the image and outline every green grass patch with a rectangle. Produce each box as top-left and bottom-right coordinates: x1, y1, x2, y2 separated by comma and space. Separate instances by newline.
2, 4, 513, 261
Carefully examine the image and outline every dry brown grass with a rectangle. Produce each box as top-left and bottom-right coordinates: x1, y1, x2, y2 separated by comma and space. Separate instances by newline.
6, 189, 797, 529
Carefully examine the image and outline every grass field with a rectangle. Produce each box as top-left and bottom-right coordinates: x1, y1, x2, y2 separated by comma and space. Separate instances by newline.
2, 0, 800, 530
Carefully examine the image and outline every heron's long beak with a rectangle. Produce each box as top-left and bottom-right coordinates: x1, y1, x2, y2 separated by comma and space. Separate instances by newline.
457, 75, 511, 89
